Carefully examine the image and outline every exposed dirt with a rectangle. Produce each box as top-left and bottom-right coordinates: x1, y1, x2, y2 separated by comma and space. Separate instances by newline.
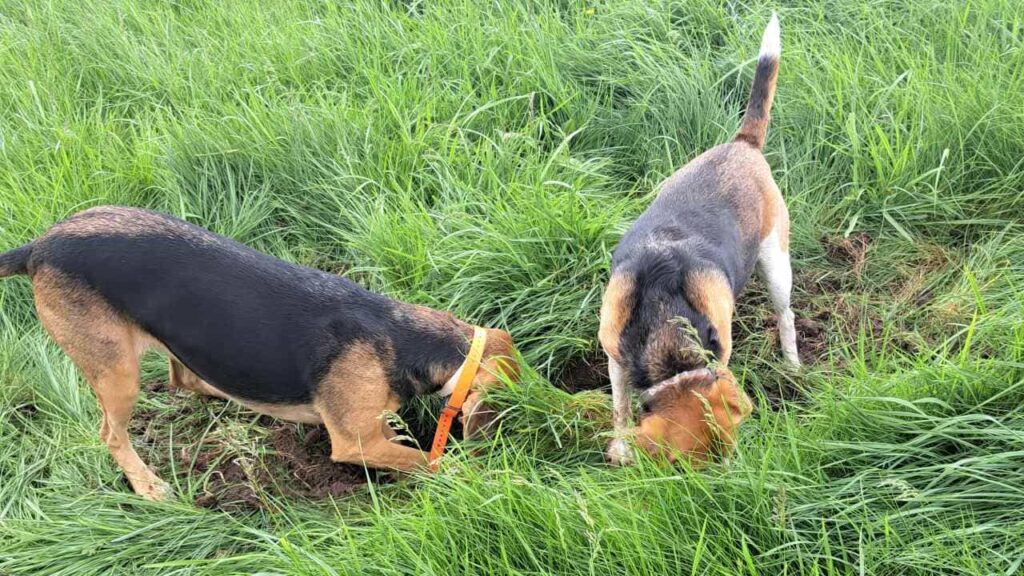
188, 425, 370, 511
913, 288, 935, 307
794, 316, 829, 362
556, 350, 609, 392
7, 402, 41, 434
823, 232, 872, 277
278, 426, 375, 498
129, 384, 379, 512
787, 265, 921, 361
760, 311, 829, 369
188, 448, 264, 510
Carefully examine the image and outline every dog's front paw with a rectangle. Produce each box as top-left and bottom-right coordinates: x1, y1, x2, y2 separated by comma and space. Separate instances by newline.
605, 438, 635, 466
134, 477, 173, 502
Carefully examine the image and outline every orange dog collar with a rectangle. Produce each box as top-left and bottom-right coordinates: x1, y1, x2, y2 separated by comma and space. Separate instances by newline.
429, 326, 487, 471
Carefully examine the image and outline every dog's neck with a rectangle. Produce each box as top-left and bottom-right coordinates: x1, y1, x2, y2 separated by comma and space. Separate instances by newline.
435, 358, 469, 397
433, 328, 486, 397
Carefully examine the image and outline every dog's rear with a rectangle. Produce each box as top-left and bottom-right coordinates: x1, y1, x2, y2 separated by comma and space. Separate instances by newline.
601, 13, 797, 465
0, 243, 33, 278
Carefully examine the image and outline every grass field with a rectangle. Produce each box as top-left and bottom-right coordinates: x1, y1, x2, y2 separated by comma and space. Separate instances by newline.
1, 0, 1023, 574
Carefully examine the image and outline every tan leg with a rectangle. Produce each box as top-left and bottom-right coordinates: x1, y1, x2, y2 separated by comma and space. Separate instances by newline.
325, 421, 429, 471
318, 396, 428, 471
599, 276, 637, 465
32, 268, 170, 500
168, 357, 227, 399
91, 363, 171, 500
314, 342, 429, 472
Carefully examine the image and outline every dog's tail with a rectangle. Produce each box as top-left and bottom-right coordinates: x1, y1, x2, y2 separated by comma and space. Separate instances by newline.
0, 243, 34, 277
734, 12, 780, 150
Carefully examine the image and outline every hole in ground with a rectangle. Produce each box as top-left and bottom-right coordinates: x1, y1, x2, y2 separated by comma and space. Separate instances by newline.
555, 350, 609, 393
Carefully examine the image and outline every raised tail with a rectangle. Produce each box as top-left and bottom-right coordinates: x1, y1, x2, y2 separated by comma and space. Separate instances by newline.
0, 243, 33, 277
734, 12, 780, 150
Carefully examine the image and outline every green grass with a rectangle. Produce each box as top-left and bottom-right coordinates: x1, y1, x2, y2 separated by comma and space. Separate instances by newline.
1, 0, 1023, 573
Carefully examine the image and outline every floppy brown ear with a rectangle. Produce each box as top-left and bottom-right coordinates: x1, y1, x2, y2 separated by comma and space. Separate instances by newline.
702, 368, 753, 448
715, 367, 753, 417
634, 368, 718, 465
634, 367, 751, 464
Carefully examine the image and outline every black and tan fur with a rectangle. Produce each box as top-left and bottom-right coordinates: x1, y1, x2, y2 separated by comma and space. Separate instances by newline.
599, 13, 799, 465
0, 207, 517, 500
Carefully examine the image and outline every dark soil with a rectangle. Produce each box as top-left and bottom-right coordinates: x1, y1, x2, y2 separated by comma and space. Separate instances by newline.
794, 316, 829, 362
130, 384, 377, 512
7, 402, 40, 433
188, 425, 370, 511
556, 350, 609, 392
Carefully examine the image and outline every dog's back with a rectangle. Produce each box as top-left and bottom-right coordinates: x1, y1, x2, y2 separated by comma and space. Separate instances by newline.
603, 13, 785, 386
3, 207, 470, 403
614, 142, 778, 294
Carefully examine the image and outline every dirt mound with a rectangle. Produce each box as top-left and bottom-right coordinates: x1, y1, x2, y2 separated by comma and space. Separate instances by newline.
823, 232, 872, 277
795, 316, 828, 361
271, 426, 369, 498
129, 383, 378, 512
187, 424, 370, 511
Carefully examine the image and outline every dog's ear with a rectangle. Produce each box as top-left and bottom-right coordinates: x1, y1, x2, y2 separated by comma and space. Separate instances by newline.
701, 368, 753, 449
634, 368, 751, 465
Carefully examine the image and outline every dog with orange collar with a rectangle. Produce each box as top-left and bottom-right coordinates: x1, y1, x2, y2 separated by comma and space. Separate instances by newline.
0, 206, 517, 500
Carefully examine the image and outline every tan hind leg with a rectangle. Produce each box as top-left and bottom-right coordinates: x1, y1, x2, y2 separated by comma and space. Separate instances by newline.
92, 361, 171, 500
314, 342, 429, 471
168, 358, 227, 399
33, 267, 171, 500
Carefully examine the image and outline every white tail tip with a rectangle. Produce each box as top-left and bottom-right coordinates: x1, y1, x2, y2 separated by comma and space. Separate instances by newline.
760, 12, 781, 59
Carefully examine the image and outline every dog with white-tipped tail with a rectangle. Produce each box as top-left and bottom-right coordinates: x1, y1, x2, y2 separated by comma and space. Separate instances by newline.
599, 12, 798, 467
